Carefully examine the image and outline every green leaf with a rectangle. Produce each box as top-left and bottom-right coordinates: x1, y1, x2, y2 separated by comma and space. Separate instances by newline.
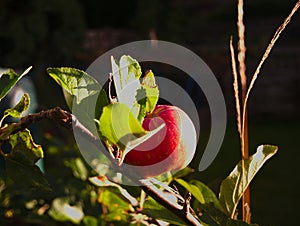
1, 93, 30, 123
111, 55, 142, 98
219, 145, 278, 217
0, 66, 32, 102
142, 197, 186, 226
175, 178, 205, 204
5, 150, 51, 191
141, 70, 159, 114
64, 158, 89, 181
186, 180, 228, 225
4, 129, 48, 190
121, 123, 165, 163
189, 180, 223, 210
8, 129, 43, 163
99, 103, 146, 150
98, 189, 133, 223
111, 56, 142, 118
89, 176, 138, 206
47, 67, 100, 104
135, 70, 159, 122
111, 56, 159, 123
83, 216, 98, 226
47, 67, 108, 132
136, 87, 147, 122
48, 197, 84, 224
175, 178, 229, 225
172, 167, 194, 179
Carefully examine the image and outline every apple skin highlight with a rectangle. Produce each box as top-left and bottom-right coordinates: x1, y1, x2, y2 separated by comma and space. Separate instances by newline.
124, 105, 197, 178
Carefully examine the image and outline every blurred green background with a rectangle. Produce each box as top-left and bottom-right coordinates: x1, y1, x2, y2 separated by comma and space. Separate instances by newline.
0, 0, 300, 225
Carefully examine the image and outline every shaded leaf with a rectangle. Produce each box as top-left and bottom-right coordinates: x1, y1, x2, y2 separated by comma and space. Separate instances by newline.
64, 157, 89, 181
48, 197, 84, 224
5, 151, 51, 191
189, 180, 223, 211
172, 167, 194, 179
219, 145, 278, 217
142, 197, 186, 226
8, 129, 43, 163
226, 219, 258, 226
83, 216, 98, 226
186, 180, 228, 225
136, 87, 147, 122
98, 189, 133, 223
0, 66, 32, 102
135, 70, 159, 122
141, 70, 159, 114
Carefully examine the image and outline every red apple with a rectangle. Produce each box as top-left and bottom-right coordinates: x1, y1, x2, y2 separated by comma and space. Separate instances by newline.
124, 105, 197, 178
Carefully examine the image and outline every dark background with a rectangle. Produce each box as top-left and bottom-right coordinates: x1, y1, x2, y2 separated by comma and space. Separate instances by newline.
0, 0, 300, 225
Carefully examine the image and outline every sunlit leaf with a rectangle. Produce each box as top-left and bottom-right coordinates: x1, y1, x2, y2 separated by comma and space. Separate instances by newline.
1, 93, 30, 125
111, 55, 142, 118
175, 178, 205, 204
47, 67, 100, 104
89, 176, 138, 206
111, 55, 142, 100
99, 103, 146, 149
219, 145, 278, 217
47, 67, 108, 132
184, 179, 228, 225
111, 55, 159, 123
0, 66, 32, 102
48, 197, 84, 224
121, 123, 165, 162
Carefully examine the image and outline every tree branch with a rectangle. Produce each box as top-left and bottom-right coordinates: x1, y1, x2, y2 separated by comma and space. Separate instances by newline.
0, 107, 202, 226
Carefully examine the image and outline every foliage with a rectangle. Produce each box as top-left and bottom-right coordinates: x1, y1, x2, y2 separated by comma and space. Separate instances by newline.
0, 0, 85, 67
0, 57, 278, 225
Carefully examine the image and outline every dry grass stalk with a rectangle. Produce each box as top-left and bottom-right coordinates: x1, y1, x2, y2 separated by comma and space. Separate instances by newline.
230, 37, 242, 139
236, 0, 251, 222
237, 0, 247, 98
242, 0, 300, 140
236, 0, 300, 223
